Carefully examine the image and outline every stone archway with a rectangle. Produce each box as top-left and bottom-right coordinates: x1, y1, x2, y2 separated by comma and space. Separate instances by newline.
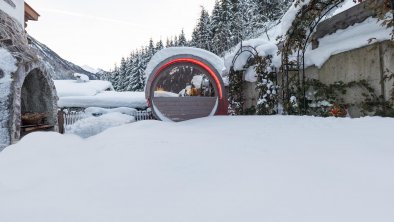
9, 62, 58, 144
20, 68, 56, 137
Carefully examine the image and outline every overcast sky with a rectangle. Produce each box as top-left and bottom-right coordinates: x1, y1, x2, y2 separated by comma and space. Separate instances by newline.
26, 0, 215, 71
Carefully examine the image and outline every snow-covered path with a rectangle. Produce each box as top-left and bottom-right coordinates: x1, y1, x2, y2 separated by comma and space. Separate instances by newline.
0, 116, 393, 222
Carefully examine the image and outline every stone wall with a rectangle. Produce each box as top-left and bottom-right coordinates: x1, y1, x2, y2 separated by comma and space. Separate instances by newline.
305, 40, 394, 117
241, 40, 394, 117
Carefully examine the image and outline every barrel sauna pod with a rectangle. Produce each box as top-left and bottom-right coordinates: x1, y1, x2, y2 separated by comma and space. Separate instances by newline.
145, 47, 228, 122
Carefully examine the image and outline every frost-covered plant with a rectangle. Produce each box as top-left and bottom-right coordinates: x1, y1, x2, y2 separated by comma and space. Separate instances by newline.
255, 56, 280, 115
228, 68, 245, 115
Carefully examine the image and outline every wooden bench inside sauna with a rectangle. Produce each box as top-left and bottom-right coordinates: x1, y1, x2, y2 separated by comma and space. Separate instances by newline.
145, 48, 228, 122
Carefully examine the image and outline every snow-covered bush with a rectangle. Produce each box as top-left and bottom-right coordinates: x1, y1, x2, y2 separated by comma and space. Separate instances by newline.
255, 56, 280, 115
67, 113, 135, 138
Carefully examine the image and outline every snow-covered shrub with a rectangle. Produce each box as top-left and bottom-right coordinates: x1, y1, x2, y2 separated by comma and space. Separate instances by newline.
67, 113, 135, 138
255, 56, 279, 115
228, 69, 245, 115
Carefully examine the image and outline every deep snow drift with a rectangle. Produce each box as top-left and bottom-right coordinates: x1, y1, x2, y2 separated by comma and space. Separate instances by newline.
0, 116, 394, 222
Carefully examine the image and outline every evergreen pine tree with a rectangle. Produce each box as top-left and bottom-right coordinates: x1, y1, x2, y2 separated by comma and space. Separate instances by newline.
212, 0, 234, 56
210, 0, 221, 54
156, 39, 164, 51
191, 7, 212, 51
173, 36, 179, 46
117, 57, 128, 91
178, 29, 187, 46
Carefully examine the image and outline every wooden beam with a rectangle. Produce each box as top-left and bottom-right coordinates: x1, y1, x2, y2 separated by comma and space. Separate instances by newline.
24, 2, 40, 22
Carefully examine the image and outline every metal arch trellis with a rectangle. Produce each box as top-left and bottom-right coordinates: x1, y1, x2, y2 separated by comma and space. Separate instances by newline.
282, 0, 346, 114
228, 41, 261, 114
231, 42, 260, 68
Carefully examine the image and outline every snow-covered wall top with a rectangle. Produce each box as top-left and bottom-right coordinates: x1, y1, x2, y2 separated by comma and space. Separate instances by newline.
145, 47, 226, 80
0, 0, 24, 26
304, 17, 392, 68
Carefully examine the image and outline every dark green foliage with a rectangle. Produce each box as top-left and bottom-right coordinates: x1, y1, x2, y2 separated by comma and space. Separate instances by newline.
228, 68, 245, 115
255, 56, 279, 115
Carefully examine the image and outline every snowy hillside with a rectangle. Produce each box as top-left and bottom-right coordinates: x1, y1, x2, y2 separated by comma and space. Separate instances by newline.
0, 116, 393, 222
28, 36, 98, 80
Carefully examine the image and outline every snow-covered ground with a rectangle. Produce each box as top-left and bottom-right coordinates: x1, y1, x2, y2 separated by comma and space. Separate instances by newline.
0, 116, 393, 222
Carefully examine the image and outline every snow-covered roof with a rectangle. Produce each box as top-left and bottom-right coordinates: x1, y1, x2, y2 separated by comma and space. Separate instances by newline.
145, 47, 226, 79
54, 80, 114, 97
57, 91, 147, 109
54, 80, 147, 109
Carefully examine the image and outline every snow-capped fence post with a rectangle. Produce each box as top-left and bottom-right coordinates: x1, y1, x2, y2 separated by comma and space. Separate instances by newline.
63, 111, 87, 129
61, 109, 154, 133
134, 110, 154, 121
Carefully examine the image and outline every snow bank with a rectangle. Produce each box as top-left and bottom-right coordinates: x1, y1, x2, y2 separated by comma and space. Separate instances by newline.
145, 47, 226, 79
0, 116, 393, 222
54, 80, 114, 97
66, 113, 135, 138
58, 91, 147, 109
304, 17, 392, 68
0, 48, 17, 149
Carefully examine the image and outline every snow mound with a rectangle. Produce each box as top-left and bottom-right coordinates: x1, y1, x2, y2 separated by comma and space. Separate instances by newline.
1, 116, 394, 222
145, 47, 226, 80
66, 112, 135, 138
